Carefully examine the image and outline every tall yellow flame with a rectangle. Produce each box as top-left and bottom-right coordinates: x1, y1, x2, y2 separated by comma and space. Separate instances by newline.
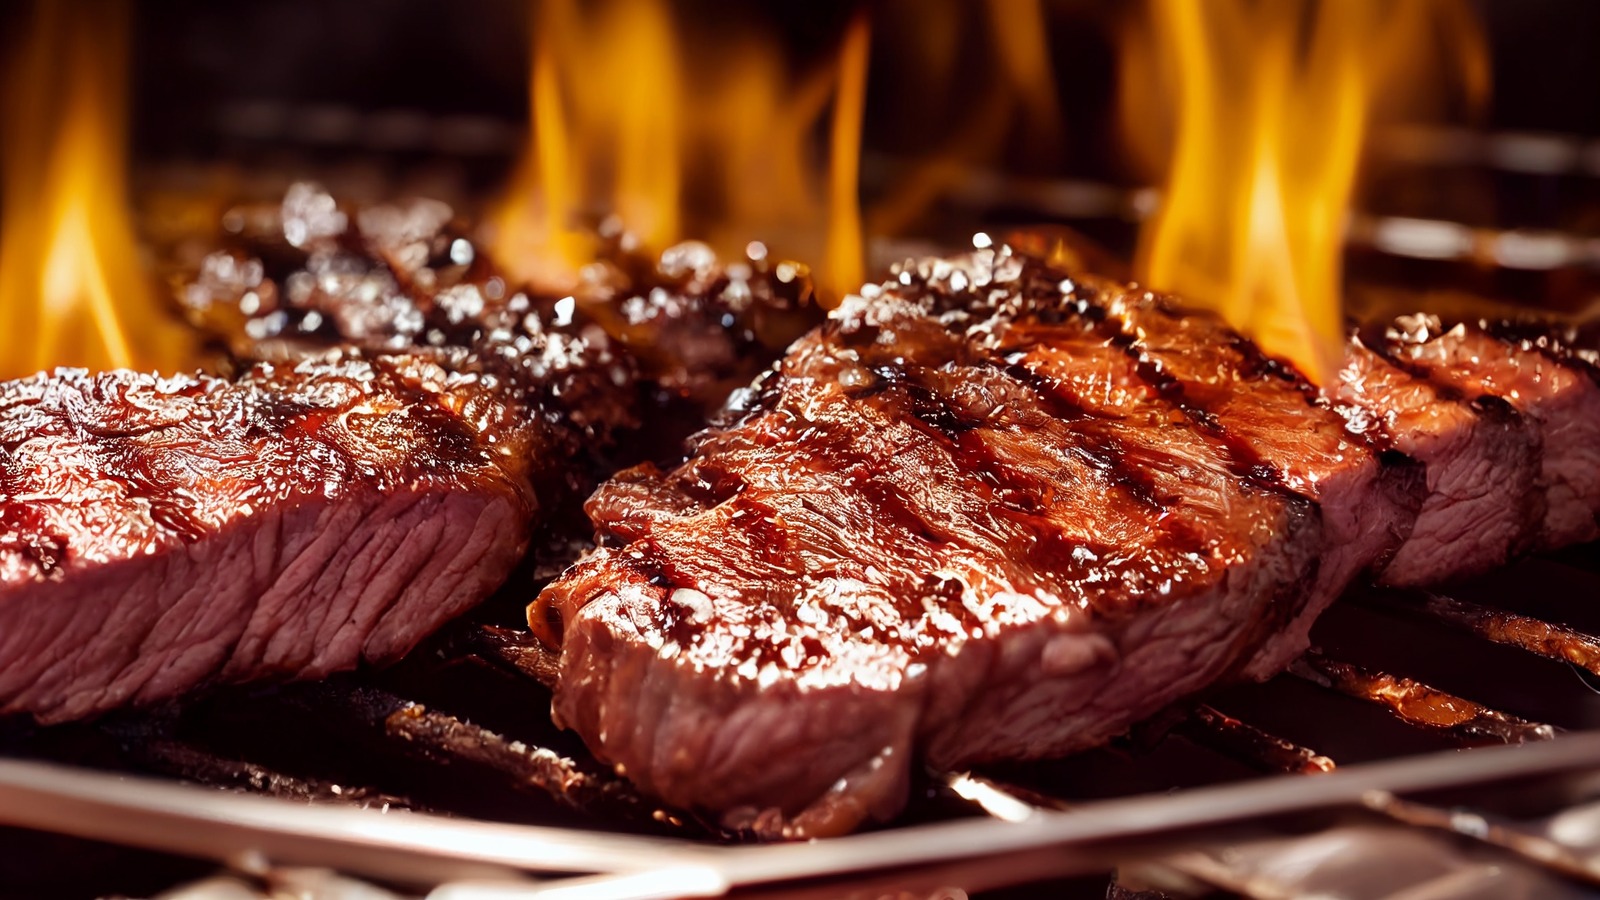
0, 0, 193, 380
493, 0, 870, 301
1124, 0, 1486, 384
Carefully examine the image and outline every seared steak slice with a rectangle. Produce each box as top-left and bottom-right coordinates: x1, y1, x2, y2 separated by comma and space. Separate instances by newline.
1382, 314, 1600, 549
533, 249, 1328, 837
1084, 286, 1425, 679
0, 352, 540, 722
1329, 329, 1541, 586
178, 184, 638, 450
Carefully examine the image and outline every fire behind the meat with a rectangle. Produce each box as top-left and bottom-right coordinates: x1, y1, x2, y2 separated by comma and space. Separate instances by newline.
0, 0, 195, 381
1118, 0, 1489, 383
1, 1, 1494, 389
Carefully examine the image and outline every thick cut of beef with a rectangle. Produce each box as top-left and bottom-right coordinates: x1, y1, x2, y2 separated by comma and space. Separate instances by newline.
1084, 290, 1424, 680
1382, 314, 1600, 550
533, 247, 1599, 838
0, 352, 542, 723
1328, 329, 1542, 586
1, 182, 644, 724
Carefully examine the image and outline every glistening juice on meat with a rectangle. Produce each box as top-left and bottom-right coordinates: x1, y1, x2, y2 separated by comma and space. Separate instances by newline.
532, 244, 1600, 838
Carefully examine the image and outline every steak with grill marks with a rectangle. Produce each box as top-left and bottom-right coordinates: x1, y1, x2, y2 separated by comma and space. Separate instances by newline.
532, 246, 1600, 838
1328, 328, 1542, 587
1382, 313, 1600, 550
0, 351, 551, 723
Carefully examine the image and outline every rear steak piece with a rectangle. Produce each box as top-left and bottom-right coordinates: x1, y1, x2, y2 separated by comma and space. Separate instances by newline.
1382, 314, 1600, 550
1328, 328, 1542, 587
0, 352, 542, 723
532, 246, 1600, 838
177, 182, 822, 463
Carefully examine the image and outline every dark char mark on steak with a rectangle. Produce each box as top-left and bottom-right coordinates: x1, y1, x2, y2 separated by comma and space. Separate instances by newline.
532, 244, 1600, 839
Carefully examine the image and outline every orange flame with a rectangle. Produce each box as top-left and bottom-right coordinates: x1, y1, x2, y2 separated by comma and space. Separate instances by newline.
0, 0, 194, 381
1122, 0, 1487, 384
493, 1, 870, 301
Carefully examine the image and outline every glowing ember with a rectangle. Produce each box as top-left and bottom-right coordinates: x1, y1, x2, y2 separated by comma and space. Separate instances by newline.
0, 0, 195, 380
493, 0, 870, 302
1121, 0, 1487, 384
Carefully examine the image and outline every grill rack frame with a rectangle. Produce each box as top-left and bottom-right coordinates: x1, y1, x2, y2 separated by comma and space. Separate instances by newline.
2, 544, 1600, 897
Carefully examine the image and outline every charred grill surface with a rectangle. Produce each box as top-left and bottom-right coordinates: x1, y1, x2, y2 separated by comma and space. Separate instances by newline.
532, 246, 1600, 837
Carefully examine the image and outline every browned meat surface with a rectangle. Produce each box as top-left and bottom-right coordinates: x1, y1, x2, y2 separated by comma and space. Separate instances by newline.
176, 183, 638, 451
1087, 291, 1424, 680
1329, 329, 1541, 587
533, 247, 1600, 838
177, 183, 822, 462
1383, 314, 1600, 550
0, 352, 542, 722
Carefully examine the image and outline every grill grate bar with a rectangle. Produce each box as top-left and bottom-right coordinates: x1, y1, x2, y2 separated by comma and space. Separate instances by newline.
1362, 790, 1600, 886
1361, 589, 1600, 677
1289, 651, 1558, 745
102, 727, 414, 811
1175, 705, 1337, 775
463, 624, 561, 686
380, 699, 694, 831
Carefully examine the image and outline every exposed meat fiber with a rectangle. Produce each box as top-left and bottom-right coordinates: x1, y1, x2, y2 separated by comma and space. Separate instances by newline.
0, 352, 539, 723
532, 246, 1600, 838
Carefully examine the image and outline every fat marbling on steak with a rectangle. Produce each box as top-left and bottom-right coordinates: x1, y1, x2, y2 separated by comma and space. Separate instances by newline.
532, 245, 1600, 838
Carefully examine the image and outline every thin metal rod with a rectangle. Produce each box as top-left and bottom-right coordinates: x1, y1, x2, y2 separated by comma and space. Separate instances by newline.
1177, 705, 1336, 775
1365, 590, 1600, 677
1363, 791, 1600, 887
384, 700, 692, 830
114, 734, 415, 810
11, 734, 1600, 893
1289, 651, 1557, 745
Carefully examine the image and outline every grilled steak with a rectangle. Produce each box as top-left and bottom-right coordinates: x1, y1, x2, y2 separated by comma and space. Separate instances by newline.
1381, 314, 1600, 550
177, 183, 638, 451
0, 352, 545, 722
532, 246, 1600, 837
5, 191, 643, 723
1329, 329, 1542, 586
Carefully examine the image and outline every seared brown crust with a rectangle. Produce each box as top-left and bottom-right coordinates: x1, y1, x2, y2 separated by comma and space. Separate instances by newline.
1078, 281, 1425, 679
1330, 328, 1542, 585
0, 352, 535, 585
177, 184, 639, 449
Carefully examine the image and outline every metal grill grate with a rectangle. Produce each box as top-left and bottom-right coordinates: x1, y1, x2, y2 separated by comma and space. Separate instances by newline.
3, 541, 1600, 897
